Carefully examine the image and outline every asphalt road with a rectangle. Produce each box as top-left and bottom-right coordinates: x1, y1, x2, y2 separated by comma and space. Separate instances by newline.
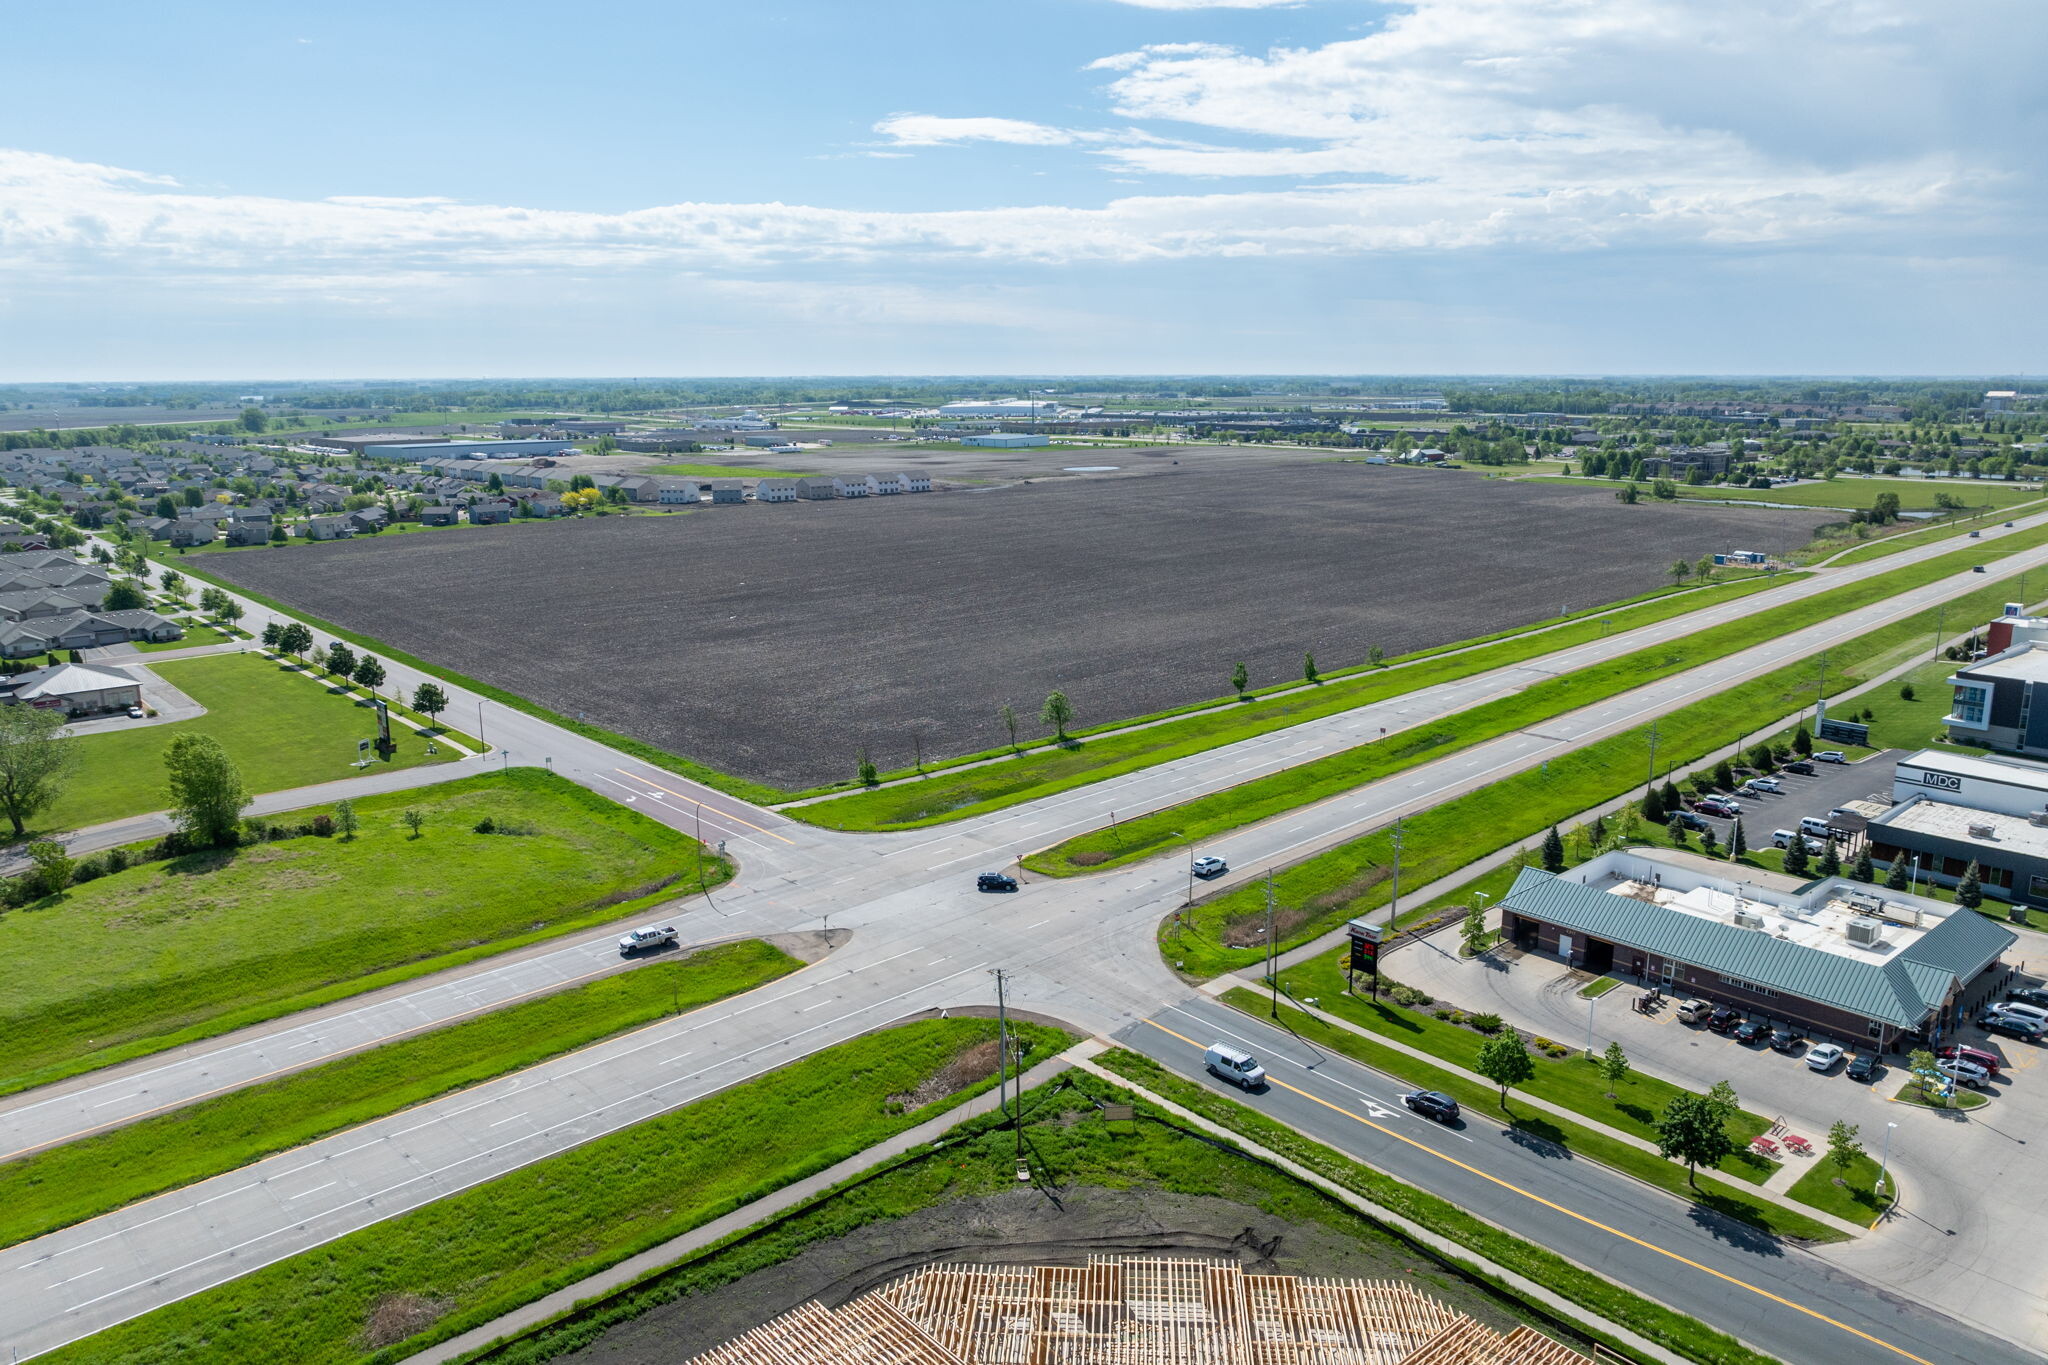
8, 513, 2048, 1358
1117, 997, 2038, 1365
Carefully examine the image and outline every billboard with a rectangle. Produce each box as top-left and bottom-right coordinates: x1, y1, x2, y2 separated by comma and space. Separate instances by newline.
1817, 717, 1870, 746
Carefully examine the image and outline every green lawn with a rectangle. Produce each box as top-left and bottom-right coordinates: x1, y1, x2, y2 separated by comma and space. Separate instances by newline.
1827, 501, 2048, 563
1166, 551, 2048, 977
1527, 473, 2041, 512
797, 574, 1795, 832
1578, 976, 1622, 998
1094, 1049, 1782, 1365
0, 769, 728, 1095
646, 461, 808, 477
37, 1018, 1069, 1365
1851, 657, 1985, 753
0, 940, 801, 1249
1030, 528, 2048, 876
1785, 1153, 1894, 1225
38, 652, 456, 835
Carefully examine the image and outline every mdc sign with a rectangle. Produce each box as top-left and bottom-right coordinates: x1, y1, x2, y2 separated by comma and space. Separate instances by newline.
1906, 770, 1965, 793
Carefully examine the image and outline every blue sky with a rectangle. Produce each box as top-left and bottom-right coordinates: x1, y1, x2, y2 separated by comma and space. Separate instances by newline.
2, 0, 2041, 379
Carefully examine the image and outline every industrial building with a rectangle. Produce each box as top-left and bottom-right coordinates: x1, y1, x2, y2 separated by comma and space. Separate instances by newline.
353, 439, 575, 462
1500, 849, 2014, 1051
938, 399, 1060, 418
1891, 748, 2048, 817
684, 1255, 1592, 1365
962, 432, 1051, 448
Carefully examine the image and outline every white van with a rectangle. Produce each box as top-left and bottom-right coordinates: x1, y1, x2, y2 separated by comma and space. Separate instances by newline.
1204, 1043, 1268, 1090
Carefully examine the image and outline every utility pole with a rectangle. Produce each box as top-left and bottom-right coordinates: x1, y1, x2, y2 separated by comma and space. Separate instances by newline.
1389, 818, 1404, 930
991, 968, 1012, 1140
1645, 723, 1660, 795
1931, 605, 1946, 661
1265, 871, 1278, 1017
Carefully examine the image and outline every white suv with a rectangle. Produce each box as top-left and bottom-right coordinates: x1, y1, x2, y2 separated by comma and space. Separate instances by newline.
1192, 855, 1228, 878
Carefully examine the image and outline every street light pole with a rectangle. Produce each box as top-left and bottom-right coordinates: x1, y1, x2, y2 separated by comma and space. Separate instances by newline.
1875, 1120, 1897, 1197
1265, 871, 1279, 1018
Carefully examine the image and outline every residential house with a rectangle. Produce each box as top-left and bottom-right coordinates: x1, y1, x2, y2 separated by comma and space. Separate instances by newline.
710, 480, 748, 505
418, 506, 459, 527
223, 521, 272, 547
347, 507, 389, 533
756, 478, 799, 503
796, 477, 837, 502
902, 472, 932, 493
300, 516, 354, 541
657, 481, 704, 505
168, 523, 215, 548
523, 495, 567, 518
469, 500, 514, 525
831, 476, 870, 499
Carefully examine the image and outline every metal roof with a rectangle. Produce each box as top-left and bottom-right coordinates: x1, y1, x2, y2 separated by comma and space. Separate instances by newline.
1502, 868, 2013, 1027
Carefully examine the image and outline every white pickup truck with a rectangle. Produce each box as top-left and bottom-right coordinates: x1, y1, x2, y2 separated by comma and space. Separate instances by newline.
618, 924, 679, 955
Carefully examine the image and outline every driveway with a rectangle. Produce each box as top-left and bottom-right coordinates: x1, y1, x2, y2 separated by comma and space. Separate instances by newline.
1387, 924, 2048, 1354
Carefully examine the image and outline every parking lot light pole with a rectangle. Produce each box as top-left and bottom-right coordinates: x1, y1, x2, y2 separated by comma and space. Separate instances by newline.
1876, 1120, 1897, 1197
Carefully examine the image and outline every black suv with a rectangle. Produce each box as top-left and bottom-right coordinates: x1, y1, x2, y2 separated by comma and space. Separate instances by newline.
1403, 1090, 1460, 1123
1732, 1018, 1773, 1045
1846, 1053, 1882, 1082
976, 872, 1019, 893
1707, 1007, 1744, 1034
1780, 760, 1815, 775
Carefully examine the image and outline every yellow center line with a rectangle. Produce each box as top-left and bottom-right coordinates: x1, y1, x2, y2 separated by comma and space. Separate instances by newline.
615, 769, 794, 844
1139, 1017, 1935, 1365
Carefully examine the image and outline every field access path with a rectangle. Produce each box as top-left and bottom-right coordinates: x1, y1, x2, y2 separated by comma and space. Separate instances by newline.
7, 514, 2048, 1359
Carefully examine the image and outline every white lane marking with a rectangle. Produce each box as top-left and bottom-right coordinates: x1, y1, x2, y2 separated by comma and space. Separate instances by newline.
488, 1113, 527, 1128
798, 998, 837, 1013
283, 1181, 337, 1201
88, 1094, 141, 1109
50, 1266, 102, 1289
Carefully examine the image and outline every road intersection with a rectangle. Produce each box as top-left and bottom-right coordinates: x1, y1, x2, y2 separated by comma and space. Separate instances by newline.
6, 518, 2048, 1359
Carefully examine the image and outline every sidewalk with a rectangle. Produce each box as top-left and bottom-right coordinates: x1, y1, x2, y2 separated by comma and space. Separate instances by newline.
409, 1046, 1082, 1365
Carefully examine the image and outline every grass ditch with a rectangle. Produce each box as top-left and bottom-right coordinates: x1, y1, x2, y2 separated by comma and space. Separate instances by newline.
794, 574, 1799, 831
34, 1018, 1072, 1365
0, 941, 803, 1250
1161, 553, 2048, 978
1032, 525, 2048, 877
0, 769, 730, 1097
1219, 987, 1841, 1243
1091, 1048, 1782, 1365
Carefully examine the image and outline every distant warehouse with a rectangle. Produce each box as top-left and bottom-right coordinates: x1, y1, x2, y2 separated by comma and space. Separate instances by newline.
962, 432, 1051, 448
354, 440, 575, 462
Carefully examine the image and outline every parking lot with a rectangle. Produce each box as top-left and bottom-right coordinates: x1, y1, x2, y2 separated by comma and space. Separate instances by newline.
1683, 748, 1901, 851
1390, 920, 2048, 1352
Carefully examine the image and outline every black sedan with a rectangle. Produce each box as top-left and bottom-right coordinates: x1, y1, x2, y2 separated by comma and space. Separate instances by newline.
1402, 1090, 1461, 1123
1707, 1007, 1745, 1034
976, 872, 1019, 893
1846, 1053, 1883, 1082
1732, 1018, 1773, 1045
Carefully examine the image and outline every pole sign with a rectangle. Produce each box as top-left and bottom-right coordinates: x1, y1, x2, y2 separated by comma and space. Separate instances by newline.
373, 699, 396, 758
1346, 918, 1382, 976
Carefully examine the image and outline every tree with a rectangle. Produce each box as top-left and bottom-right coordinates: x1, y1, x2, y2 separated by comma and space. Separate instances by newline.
354, 655, 386, 692
1656, 1093, 1736, 1188
334, 799, 360, 841
325, 642, 356, 680
1782, 836, 1810, 878
237, 406, 268, 433
1302, 651, 1318, 683
1230, 661, 1249, 699
1826, 1119, 1863, 1175
1541, 825, 1565, 873
1666, 812, 1689, 846
1596, 1041, 1631, 1095
1871, 490, 1901, 524
412, 682, 450, 724
1669, 558, 1691, 586
1793, 725, 1813, 756
1615, 482, 1640, 504
102, 581, 146, 612
163, 732, 250, 847
182, 485, 204, 508
25, 839, 73, 897
1695, 553, 1715, 582
1461, 901, 1488, 955
400, 809, 426, 839
261, 622, 282, 649
1885, 856, 1910, 890
1852, 843, 1874, 882
1899, 681, 1915, 702
1659, 779, 1681, 814
1474, 1032, 1535, 1109
1907, 1048, 1939, 1099
997, 703, 1019, 750
1817, 837, 1841, 879
1642, 784, 1667, 824
1712, 759, 1734, 789
1367, 644, 1385, 668
1040, 689, 1075, 742
220, 599, 244, 629
1700, 825, 1718, 857
154, 494, 177, 519
276, 622, 313, 661
1956, 860, 1983, 909
270, 523, 287, 544
0, 703, 75, 837
856, 748, 879, 786
306, 644, 329, 675
160, 571, 185, 598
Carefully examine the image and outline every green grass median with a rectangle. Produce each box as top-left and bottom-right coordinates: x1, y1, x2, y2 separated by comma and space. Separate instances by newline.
1786, 1153, 1895, 1225
36, 1018, 1069, 1365
1092, 1048, 1782, 1365
1034, 524, 2048, 878
793, 574, 1796, 831
0, 769, 728, 1096
0, 940, 802, 1250
1162, 554, 2048, 978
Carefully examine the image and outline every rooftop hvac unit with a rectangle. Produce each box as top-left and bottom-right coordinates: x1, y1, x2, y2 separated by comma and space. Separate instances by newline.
2030, 810, 2048, 827
1733, 909, 1766, 930
1969, 822, 1996, 839
1846, 917, 1885, 947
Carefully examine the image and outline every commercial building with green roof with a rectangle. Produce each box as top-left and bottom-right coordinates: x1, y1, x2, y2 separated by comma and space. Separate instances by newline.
1500, 850, 2015, 1050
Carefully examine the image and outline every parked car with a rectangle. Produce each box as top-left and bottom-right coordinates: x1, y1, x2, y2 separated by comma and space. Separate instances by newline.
2006, 986, 2048, 1008
1191, 855, 1228, 878
617, 924, 678, 955
1806, 1043, 1846, 1072
1938, 1058, 1990, 1088
1846, 1052, 1883, 1082
1403, 1090, 1461, 1123
1937, 1044, 2003, 1076
1815, 751, 1847, 764
1672, 810, 1711, 832
1204, 1042, 1266, 1090
1745, 777, 1783, 794
1733, 1018, 1773, 1045
1991, 1000, 2048, 1028
1828, 807, 1859, 823
976, 872, 1020, 893
1782, 760, 1816, 775
125, 704, 145, 719
1982, 1011, 2045, 1041
1708, 1006, 1745, 1034
1678, 999, 1714, 1025
1691, 796, 1741, 817
1769, 1028, 1802, 1053
1771, 829, 1824, 854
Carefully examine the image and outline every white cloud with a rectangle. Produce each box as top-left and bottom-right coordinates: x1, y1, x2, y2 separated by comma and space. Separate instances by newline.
873, 115, 1078, 147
